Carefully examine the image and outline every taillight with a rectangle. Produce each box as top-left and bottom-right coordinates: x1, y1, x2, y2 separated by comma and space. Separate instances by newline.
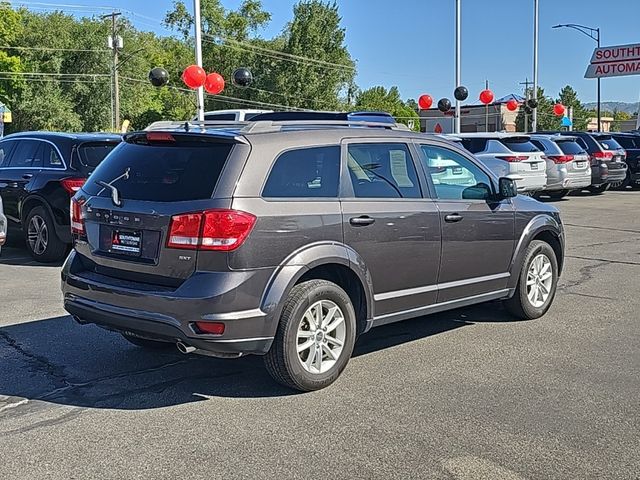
146, 132, 175, 142
591, 151, 613, 160
70, 198, 85, 235
495, 155, 528, 162
547, 155, 574, 164
167, 209, 256, 251
61, 178, 85, 195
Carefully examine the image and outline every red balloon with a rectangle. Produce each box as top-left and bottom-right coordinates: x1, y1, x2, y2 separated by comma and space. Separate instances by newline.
553, 103, 565, 116
418, 94, 433, 110
479, 89, 494, 105
182, 65, 206, 89
204, 72, 225, 95
506, 99, 519, 111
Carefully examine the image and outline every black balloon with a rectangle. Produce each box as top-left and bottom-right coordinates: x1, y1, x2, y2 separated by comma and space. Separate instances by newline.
232, 68, 253, 87
454, 86, 468, 101
526, 98, 538, 109
148, 67, 169, 87
437, 98, 452, 112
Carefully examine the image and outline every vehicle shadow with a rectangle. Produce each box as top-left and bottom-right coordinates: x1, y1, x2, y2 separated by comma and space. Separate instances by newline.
0, 303, 514, 410
0, 244, 65, 267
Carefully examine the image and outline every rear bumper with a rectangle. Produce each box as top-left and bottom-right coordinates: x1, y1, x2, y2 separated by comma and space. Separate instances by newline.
515, 173, 547, 192
545, 170, 591, 191
61, 250, 275, 355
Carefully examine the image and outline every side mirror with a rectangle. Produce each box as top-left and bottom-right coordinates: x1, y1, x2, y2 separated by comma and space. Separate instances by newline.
498, 177, 518, 198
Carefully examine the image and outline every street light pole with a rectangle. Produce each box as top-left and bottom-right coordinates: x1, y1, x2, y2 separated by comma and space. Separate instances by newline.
532, 0, 539, 132
454, 0, 461, 134
194, 0, 205, 121
552, 23, 601, 130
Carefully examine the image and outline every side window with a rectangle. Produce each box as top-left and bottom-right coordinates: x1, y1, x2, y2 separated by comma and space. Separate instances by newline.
419, 145, 493, 200
531, 139, 546, 152
40, 142, 64, 168
262, 145, 340, 198
347, 143, 421, 199
575, 137, 589, 150
7, 140, 43, 168
0, 140, 17, 167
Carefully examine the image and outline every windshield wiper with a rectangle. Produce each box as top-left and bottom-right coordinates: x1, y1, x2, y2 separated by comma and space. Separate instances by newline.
95, 167, 130, 207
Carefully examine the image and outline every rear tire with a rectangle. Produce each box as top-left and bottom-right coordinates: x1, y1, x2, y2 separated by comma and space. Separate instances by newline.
504, 240, 558, 320
587, 183, 610, 194
24, 206, 67, 263
121, 333, 174, 350
264, 280, 357, 392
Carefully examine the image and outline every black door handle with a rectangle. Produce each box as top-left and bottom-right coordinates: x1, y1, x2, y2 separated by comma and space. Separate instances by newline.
444, 213, 463, 223
349, 215, 375, 226
22, 173, 33, 180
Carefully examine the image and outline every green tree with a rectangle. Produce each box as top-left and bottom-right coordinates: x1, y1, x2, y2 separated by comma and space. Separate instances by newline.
355, 86, 420, 130
557, 85, 589, 131
516, 87, 558, 132
0, 3, 24, 104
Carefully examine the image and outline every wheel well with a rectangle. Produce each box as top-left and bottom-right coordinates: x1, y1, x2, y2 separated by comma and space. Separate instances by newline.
533, 230, 563, 273
21, 197, 44, 223
297, 264, 368, 335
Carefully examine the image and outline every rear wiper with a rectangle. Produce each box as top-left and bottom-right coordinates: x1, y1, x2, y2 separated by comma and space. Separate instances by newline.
95, 167, 130, 207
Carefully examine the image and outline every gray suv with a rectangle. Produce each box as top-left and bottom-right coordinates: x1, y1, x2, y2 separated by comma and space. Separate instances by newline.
61, 116, 565, 391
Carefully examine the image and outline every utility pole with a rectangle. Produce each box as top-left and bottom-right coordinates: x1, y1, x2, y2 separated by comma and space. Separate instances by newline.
103, 12, 122, 132
193, 0, 205, 121
454, 0, 461, 134
520, 78, 534, 133
532, 0, 539, 132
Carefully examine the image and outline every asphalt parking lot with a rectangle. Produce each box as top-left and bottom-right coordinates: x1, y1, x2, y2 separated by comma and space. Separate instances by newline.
0, 191, 638, 480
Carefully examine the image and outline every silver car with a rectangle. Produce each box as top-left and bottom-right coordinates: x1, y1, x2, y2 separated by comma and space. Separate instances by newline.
530, 134, 592, 199
454, 133, 547, 194
0, 194, 6, 255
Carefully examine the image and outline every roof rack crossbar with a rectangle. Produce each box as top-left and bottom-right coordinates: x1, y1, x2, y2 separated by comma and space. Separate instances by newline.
144, 119, 411, 133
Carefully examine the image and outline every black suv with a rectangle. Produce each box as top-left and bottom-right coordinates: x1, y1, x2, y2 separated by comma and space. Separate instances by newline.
609, 132, 640, 189
62, 115, 564, 391
537, 131, 627, 193
0, 132, 121, 261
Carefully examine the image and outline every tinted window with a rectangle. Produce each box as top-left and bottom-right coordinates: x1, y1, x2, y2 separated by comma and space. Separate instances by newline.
531, 139, 548, 152
556, 140, 587, 155
40, 142, 64, 168
82, 140, 233, 202
78, 142, 118, 169
575, 137, 589, 150
595, 136, 623, 151
204, 113, 236, 121
460, 138, 488, 153
262, 146, 340, 198
347, 143, 421, 198
500, 138, 540, 153
420, 145, 492, 200
613, 136, 636, 149
0, 140, 17, 167
8, 140, 43, 168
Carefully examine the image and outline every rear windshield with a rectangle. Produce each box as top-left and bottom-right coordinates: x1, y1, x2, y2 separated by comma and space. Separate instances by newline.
555, 140, 586, 155
593, 136, 622, 151
499, 138, 540, 153
82, 139, 233, 202
78, 142, 119, 169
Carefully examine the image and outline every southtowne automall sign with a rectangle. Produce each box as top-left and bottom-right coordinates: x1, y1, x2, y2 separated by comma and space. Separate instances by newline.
585, 43, 640, 78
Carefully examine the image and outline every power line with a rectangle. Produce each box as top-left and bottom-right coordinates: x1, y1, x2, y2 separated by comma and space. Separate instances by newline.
0, 45, 109, 53
0, 71, 110, 76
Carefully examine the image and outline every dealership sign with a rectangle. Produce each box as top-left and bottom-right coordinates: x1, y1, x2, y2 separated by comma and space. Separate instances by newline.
585, 43, 640, 78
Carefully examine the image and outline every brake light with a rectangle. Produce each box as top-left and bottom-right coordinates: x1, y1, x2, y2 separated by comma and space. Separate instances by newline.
146, 132, 175, 142
167, 209, 256, 251
61, 178, 85, 195
591, 151, 613, 160
547, 155, 574, 164
495, 155, 528, 162
70, 198, 85, 235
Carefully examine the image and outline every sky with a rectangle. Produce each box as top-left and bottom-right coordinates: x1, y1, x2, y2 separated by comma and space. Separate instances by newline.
10, 0, 640, 105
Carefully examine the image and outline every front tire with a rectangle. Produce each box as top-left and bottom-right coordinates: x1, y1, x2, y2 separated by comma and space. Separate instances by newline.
587, 183, 610, 194
504, 240, 558, 320
265, 280, 357, 392
24, 206, 67, 262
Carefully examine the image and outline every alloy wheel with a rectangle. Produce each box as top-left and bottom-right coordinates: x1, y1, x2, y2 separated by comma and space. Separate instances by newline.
526, 253, 553, 308
27, 215, 48, 256
296, 300, 346, 374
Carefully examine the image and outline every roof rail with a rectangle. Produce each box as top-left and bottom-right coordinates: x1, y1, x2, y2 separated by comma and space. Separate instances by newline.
144, 119, 410, 133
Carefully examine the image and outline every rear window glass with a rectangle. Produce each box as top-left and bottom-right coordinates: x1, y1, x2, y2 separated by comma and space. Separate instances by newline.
500, 138, 540, 153
78, 142, 119, 169
556, 140, 586, 155
82, 140, 233, 202
460, 138, 487, 153
204, 113, 236, 121
596, 137, 622, 151
612, 136, 637, 149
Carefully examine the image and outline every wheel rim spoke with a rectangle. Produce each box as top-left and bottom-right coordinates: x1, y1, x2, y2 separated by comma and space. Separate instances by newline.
325, 316, 344, 334
325, 335, 343, 347
322, 344, 338, 361
297, 338, 314, 353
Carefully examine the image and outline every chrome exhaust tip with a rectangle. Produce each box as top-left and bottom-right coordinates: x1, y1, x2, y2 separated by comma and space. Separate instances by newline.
176, 342, 196, 354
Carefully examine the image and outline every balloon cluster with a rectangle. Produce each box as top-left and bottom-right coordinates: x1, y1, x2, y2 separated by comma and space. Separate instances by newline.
148, 66, 253, 95
418, 86, 470, 113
